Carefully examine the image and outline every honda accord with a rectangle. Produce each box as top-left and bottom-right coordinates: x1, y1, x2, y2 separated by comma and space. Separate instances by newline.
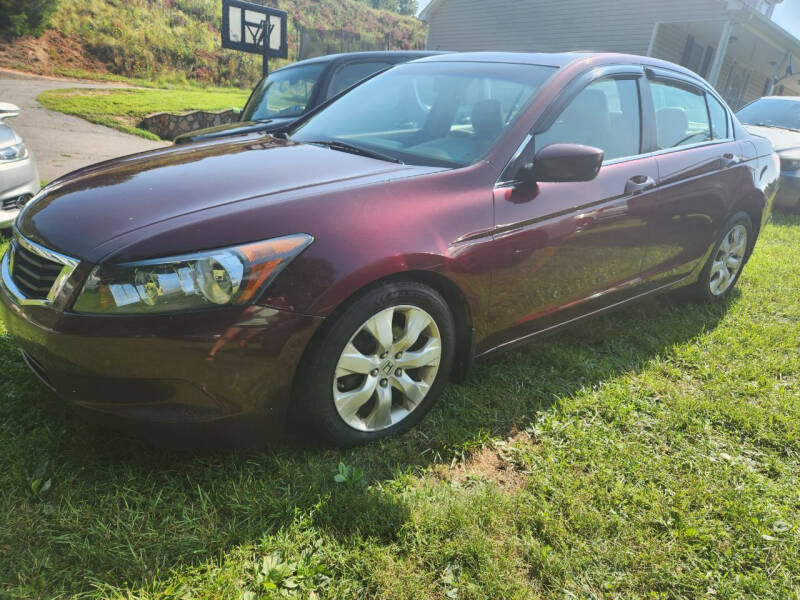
0, 52, 779, 447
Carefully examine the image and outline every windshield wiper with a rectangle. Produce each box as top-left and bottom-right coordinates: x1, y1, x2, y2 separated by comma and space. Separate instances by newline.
305, 140, 404, 164
750, 122, 800, 132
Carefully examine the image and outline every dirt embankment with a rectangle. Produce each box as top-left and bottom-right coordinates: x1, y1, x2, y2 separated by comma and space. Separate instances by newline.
0, 30, 109, 77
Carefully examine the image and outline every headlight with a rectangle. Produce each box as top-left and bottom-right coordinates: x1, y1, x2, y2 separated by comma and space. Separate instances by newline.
779, 155, 800, 172
0, 141, 28, 162
73, 234, 313, 314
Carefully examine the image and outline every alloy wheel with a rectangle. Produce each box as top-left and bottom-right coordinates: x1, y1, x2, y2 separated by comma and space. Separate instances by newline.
332, 305, 442, 432
709, 223, 748, 296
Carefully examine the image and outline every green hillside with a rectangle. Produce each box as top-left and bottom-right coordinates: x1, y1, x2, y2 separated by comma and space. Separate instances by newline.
1, 0, 427, 87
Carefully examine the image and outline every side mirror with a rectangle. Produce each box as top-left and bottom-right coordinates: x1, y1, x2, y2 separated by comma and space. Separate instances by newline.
524, 142, 604, 183
0, 103, 20, 120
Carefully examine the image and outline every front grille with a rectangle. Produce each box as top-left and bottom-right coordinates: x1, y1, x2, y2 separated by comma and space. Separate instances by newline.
10, 243, 65, 299
1, 194, 30, 211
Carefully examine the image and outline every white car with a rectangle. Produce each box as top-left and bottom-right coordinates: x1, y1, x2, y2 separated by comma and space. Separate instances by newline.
736, 96, 800, 211
0, 103, 40, 229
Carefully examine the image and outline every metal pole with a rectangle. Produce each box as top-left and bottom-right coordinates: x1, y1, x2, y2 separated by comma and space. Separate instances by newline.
646, 22, 660, 57
268, 18, 271, 77
707, 20, 732, 87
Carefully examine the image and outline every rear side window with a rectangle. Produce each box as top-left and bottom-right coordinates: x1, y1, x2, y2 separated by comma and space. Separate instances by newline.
707, 94, 729, 139
650, 79, 711, 149
328, 62, 391, 97
536, 77, 642, 161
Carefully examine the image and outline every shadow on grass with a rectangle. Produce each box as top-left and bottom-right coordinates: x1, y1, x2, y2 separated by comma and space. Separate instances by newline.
0, 285, 735, 596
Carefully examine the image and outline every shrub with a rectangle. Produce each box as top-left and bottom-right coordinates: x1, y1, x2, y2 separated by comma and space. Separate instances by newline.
0, 0, 58, 36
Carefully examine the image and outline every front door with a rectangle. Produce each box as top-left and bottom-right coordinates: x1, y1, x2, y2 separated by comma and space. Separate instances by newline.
486, 73, 658, 351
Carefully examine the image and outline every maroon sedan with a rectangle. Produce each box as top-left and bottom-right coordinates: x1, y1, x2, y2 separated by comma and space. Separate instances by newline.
0, 52, 779, 447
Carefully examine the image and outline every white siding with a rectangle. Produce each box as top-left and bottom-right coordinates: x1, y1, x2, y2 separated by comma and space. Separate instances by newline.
426, 0, 728, 55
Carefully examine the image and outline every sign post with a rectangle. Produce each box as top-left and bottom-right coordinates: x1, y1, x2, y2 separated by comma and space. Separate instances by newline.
221, 0, 288, 77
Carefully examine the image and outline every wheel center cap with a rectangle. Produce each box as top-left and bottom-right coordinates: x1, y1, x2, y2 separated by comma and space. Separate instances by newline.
381, 360, 395, 375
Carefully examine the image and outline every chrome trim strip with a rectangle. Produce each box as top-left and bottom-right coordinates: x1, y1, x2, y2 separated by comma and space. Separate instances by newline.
19, 349, 56, 392
1, 233, 79, 306
15, 233, 79, 269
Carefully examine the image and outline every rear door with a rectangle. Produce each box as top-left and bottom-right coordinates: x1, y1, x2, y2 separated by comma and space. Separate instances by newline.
638, 70, 750, 287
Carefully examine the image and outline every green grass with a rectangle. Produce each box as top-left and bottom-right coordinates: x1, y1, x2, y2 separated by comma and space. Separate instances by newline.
1, 216, 799, 599
37, 87, 252, 140
50, 67, 224, 90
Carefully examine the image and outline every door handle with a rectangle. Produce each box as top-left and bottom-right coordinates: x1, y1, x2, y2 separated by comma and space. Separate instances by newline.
625, 174, 656, 195
721, 153, 741, 168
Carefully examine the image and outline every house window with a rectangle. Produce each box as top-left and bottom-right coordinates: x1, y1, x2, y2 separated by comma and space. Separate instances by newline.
680, 36, 713, 78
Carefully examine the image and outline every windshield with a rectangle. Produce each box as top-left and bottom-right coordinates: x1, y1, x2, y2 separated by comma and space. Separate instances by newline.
736, 98, 800, 132
290, 61, 556, 168
241, 63, 327, 121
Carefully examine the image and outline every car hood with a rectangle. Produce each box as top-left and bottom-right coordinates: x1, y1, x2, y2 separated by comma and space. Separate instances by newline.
16, 134, 427, 262
744, 124, 800, 153
173, 118, 297, 145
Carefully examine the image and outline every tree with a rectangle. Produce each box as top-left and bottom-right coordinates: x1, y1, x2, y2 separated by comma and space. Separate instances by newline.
352, 0, 419, 16
397, 0, 419, 15
0, 0, 58, 37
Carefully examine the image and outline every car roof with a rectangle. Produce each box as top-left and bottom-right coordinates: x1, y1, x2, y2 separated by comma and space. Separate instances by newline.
275, 51, 445, 71
413, 51, 587, 68
412, 51, 716, 88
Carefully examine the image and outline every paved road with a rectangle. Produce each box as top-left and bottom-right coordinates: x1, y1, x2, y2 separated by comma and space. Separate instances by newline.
0, 69, 168, 182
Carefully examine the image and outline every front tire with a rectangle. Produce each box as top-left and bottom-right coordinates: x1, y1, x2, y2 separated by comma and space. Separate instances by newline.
690, 211, 753, 302
296, 281, 456, 446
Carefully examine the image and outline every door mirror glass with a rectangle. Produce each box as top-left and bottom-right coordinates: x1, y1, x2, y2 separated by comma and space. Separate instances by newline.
527, 142, 604, 183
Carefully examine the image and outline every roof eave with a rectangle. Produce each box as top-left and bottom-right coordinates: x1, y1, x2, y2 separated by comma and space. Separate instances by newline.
419, 0, 445, 22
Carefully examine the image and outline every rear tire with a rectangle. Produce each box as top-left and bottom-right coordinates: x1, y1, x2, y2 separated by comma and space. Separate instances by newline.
295, 281, 455, 446
688, 211, 753, 302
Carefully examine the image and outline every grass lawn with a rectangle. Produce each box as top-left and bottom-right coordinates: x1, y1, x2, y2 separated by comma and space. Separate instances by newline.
37, 87, 252, 140
0, 215, 798, 599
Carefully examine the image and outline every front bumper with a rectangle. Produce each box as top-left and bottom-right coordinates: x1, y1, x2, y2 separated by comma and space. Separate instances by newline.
0, 155, 40, 228
774, 171, 800, 210
0, 270, 323, 447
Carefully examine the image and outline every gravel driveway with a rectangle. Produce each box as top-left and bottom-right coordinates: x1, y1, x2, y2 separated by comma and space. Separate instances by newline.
0, 69, 169, 183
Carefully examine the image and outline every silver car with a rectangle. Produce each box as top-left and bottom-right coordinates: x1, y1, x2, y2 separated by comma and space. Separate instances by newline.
0, 103, 40, 228
736, 96, 800, 211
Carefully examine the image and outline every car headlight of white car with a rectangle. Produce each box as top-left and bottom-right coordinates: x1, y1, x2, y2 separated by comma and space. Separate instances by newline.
0, 140, 29, 162
779, 151, 800, 172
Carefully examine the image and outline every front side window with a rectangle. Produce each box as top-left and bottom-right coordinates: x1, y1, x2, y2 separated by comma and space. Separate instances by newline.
328, 61, 391, 98
535, 77, 642, 162
241, 63, 327, 121
291, 61, 556, 168
651, 79, 711, 149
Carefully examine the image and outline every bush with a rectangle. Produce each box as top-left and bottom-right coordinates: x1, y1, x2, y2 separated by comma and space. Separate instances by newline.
0, 0, 58, 36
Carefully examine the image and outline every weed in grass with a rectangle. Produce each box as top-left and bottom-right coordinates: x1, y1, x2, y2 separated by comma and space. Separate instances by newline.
0, 217, 798, 598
